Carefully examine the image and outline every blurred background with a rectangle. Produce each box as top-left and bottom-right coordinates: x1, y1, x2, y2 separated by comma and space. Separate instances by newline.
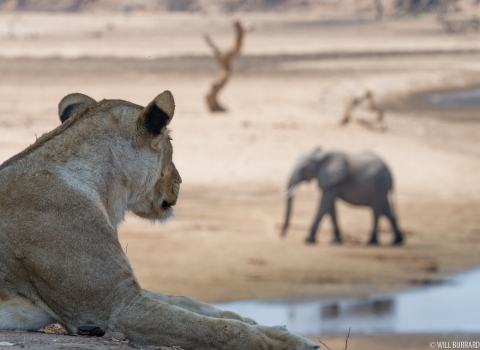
1, 0, 480, 349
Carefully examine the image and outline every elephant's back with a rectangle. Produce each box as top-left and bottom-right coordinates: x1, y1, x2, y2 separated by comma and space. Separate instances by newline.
349, 152, 392, 186
339, 152, 392, 205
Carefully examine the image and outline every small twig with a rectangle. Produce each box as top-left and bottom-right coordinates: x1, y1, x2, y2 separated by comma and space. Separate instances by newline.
317, 337, 332, 350
318, 327, 350, 350
344, 327, 351, 350
125, 243, 128, 255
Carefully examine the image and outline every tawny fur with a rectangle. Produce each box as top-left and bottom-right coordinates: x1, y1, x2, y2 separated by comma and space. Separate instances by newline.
0, 92, 318, 350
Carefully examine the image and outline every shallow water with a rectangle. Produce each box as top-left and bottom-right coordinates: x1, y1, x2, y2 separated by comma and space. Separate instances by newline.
428, 88, 480, 108
390, 86, 480, 123
214, 268, 480, 335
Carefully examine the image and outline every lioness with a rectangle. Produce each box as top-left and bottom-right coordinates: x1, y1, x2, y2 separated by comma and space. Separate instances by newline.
0, 91, 319, 350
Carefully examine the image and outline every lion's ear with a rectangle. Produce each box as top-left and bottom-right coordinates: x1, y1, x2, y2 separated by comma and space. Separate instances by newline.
58, 93, 96, 123
137, 91, 175, 135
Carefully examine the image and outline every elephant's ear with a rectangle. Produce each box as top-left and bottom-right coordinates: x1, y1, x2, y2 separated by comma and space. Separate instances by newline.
58, 93, 96, 123
317, 155, 349, 189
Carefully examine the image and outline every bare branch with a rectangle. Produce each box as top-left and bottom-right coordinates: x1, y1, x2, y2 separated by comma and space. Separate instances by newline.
204, 34, 221, 60
226, 21, 244, 60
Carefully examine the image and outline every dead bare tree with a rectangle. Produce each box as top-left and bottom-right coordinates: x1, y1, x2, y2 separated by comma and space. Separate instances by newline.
340, 90, 387, 131
437, 0, 480, 33
401, 0, 413, 13
440, 16, 480, 32
204, 20, 245, 112
373, 0, 384, 19
394, 0, 442, 17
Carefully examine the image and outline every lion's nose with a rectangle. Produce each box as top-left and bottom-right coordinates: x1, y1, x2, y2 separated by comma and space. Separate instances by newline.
161, 200, 173, 210
171, 163, 182, 184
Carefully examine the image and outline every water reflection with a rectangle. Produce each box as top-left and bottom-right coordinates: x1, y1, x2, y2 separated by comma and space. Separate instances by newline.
214, 268, 480, 335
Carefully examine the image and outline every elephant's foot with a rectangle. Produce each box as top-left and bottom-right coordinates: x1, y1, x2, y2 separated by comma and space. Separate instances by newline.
331, 237, 342, 244
392, 235, 404, 246
305, 236, 317, 244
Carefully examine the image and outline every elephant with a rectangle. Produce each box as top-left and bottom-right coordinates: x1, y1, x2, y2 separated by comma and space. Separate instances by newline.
281, 147, 404, 245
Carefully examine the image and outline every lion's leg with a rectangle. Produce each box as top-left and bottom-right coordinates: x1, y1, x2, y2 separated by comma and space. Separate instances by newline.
142, 289, 256, 324
0, 293, 55, 331
8, 214, 316, 349
112, 295, 319, 350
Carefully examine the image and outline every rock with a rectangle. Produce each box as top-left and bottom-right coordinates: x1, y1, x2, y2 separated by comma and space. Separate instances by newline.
41, 323, 66, 335
111, 332, 126, 342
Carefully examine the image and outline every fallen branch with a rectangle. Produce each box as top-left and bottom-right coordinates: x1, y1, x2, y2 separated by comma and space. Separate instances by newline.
340, 90, 387, 131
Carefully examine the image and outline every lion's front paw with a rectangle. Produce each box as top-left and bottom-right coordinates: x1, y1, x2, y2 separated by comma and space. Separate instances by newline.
221, 310, 257, 325
243, 317, 257, 325
259, 325, 320, 350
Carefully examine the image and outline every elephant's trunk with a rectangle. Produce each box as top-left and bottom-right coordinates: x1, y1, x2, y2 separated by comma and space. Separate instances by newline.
281, 185, 296, 237
281, 167, 304, 236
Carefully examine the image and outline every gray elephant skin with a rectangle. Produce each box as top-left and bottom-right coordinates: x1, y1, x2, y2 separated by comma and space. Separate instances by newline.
281, 147, 404, 245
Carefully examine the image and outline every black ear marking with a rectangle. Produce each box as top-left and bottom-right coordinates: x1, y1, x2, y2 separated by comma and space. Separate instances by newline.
141, 102, 170, 135
137, 91, 174, 136
58, 93, 96, 123
60, 102, 83, 123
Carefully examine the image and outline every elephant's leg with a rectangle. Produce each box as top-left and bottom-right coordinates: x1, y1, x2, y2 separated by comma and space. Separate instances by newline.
382, 201, 404, 245
306, 192, 336, 244
367, 207, 381, 245
329, 203, 342, 244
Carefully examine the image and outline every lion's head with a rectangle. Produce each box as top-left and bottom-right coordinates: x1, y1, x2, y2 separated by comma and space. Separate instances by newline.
57, 91, 182, 223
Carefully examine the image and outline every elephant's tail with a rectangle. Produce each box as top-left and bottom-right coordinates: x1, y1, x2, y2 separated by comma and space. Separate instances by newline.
388, 188, 397, 218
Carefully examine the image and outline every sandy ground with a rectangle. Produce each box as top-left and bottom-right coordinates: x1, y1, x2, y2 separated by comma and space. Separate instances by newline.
2, 330, 480, 350
1, 330, 480, 350
1, 12, 480, 349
